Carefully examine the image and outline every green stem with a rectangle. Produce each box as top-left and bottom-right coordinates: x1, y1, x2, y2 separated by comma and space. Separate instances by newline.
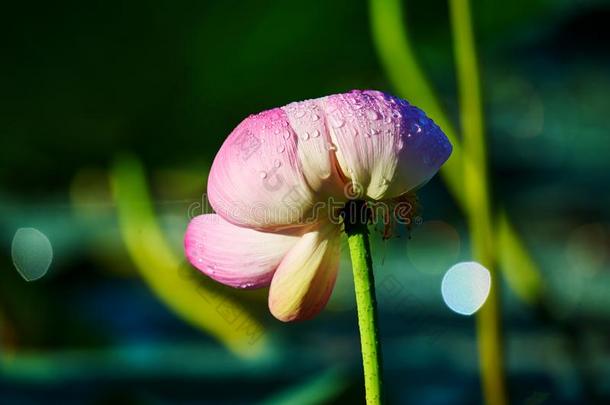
369, 0, 543, 308
345, 208, 384, 405
448, 0, 507, 404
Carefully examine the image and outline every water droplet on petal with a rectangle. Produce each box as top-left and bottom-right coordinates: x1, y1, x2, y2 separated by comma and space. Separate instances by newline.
282, 130, 291, 140
370, 128, 380, 136
301, 132, 310, 140
311, 114, 320, 121
277, 144, 285, 153
366, 110, 380, 120
330, 115, 345, 128
260, 171, 267, 179
295, 109, 306, 118
408, 122, 421, 134
326, 143, 337, 151
274, 159, 282, 168
312, 129, 320, 138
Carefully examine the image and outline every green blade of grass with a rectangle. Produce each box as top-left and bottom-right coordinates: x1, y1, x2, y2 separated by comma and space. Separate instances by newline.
369, 0, 464, 202
111, 154, 267, 358
369, 0, 542, 305
448, 0, 507, 403
497, 210, 544, 304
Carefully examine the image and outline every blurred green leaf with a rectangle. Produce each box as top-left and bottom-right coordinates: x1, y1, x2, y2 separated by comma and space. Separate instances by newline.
111, 154, 267, 358
497, 211, 544, 305
369, 0, 543, 305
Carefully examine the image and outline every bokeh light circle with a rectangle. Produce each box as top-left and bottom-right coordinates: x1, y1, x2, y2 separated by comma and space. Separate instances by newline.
441, 261, 491, 316
11, 227, 53, 281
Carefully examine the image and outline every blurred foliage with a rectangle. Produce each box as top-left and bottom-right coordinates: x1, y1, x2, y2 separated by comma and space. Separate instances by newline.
112, 155, 267, 357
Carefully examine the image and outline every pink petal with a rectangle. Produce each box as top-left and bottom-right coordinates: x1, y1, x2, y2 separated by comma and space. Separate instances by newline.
208, 108, 317, 231
185, 214, 300, 289
322, 90, 452, 200
282, 99, 345, 199
268, 223, 341, 322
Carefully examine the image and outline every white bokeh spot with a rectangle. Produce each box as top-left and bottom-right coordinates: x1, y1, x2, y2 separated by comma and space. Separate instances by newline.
11, 227, 53, 282
441, 261, 491, 316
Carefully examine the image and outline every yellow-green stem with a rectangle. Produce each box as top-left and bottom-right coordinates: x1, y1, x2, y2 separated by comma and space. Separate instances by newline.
448, 0, 507, 404
346, 213, 384, 405
370, 0, 543, 309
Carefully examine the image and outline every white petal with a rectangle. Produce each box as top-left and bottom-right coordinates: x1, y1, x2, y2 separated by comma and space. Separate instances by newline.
268, 223, 341, 321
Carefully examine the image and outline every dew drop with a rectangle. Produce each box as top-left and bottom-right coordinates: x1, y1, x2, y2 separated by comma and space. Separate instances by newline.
366, 110, 380, 120
370, 127, 380, 136
312, 114, 320, 121
312, 129, 321, 138
301, 132, 310, 140
408, 122, 421, 134
295, 110, 306, 118
326, 143, 337, 151
274, 159, 282, 168
277, 144, 286, 153
259, 171, 267, 179
330, 116, 345, 128
282, 130, 291, 139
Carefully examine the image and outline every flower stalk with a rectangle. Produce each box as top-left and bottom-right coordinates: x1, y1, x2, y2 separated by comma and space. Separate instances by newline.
345, 200, 384, 405
448, 0, 507, 404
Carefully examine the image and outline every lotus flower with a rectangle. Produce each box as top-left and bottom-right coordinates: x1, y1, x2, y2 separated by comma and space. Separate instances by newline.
185, 90, 451, 321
